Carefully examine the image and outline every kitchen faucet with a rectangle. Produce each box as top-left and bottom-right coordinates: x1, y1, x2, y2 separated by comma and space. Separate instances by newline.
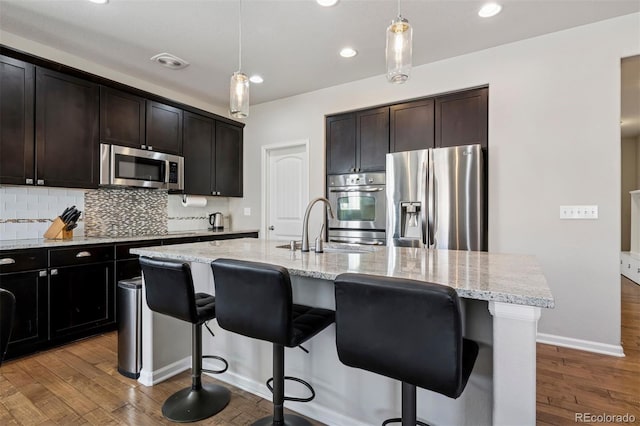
301, 197, 334, 252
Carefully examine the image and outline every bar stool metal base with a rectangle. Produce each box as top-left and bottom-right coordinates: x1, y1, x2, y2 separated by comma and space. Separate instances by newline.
162, 383, 230, 423
252, 413, 313, 426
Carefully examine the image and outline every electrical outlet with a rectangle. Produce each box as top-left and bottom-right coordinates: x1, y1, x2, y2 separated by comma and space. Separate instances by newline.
560, 205, 598, 219
243, 207, 251, 216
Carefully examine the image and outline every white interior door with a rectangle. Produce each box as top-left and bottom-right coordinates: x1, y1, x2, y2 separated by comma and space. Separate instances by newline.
263, 142, 308, 241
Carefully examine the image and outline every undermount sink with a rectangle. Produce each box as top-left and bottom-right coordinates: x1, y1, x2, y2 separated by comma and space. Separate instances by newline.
275, 242, 375, 254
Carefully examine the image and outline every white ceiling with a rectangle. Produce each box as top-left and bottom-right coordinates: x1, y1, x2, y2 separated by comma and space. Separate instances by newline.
0, 0, 638, 121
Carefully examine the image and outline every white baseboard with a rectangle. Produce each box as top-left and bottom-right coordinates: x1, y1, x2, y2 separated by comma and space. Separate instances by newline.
138, 356, 191, 386
203, 360, 371, 426
536, 333, 625, 357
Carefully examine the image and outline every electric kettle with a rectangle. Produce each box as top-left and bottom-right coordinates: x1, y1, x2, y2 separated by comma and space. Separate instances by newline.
209, 212, 224, 230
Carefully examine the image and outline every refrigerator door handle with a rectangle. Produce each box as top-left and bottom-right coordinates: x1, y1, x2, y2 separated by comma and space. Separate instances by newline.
422, 158, 430, 247
427, 151, 435, 248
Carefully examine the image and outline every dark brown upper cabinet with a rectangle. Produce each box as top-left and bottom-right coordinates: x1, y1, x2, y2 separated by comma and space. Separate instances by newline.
0, 55, 35, 185
435, 87, 488, 149
35, 67, 99, 188
390, 99, 435, 152
183, 112, 243, 197
356, 107, 389, 172
99, 86, 145, 148
215, 121, 243, 197
146, 100, 182, 155
326, 107, 389, 175
183, 111, 215, 196
326, 113, 356, 174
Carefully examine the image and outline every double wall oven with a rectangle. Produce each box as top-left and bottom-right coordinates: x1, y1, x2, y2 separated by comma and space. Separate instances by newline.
327, 172, 386, 245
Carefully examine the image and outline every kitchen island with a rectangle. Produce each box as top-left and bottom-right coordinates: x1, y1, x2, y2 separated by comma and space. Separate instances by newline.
132, 239, 553, 426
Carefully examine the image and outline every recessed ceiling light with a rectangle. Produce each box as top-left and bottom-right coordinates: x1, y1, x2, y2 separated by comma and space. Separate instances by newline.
88, 0, 109, 4
340, 47, 357, 58
150, 53, 190, 70
317, 0, 338, 6
249, 75, 264, 84
478, 3, 502, 18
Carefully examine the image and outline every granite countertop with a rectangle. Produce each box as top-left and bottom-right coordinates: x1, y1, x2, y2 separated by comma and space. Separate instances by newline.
0, 228, 260, 251
132, 238, 554, 308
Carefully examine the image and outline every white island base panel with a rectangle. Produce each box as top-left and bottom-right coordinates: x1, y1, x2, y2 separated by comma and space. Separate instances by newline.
139, 262, 541, 426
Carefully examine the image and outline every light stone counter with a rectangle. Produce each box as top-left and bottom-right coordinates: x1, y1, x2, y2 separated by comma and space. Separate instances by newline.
132, 238, 553, 308
133, 238, 552, 426
0, 228, 259, 251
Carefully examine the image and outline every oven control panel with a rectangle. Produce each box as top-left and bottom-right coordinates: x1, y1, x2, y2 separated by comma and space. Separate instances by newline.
328, 172, 385, 187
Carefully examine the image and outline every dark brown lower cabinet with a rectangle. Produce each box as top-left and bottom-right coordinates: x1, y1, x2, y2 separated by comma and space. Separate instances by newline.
49, 261, 115, 341
1, 269, 48, 359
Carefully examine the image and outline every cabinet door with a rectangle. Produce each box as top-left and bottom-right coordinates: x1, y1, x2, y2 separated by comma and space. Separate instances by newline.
326, 113, 356, 174
49, 262, 115, 339
0, 270, 48, 359
435, 87, 488, 149
0, 55, 35, 185
356, 107, 389, 172
390, 99, 435, 152
183, 112, 215, 196
100, 86, 145, 148
35, 67, 99, 188
146, 100, 183, 155
215, 122, 243, 197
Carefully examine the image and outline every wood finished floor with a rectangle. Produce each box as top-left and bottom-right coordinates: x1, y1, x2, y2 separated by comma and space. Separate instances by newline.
536, 277, 640, 425
0, 332, 323, 425
1, 278, 638, 425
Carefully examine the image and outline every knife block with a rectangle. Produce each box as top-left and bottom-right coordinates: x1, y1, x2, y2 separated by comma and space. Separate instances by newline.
44, 217, 73, 240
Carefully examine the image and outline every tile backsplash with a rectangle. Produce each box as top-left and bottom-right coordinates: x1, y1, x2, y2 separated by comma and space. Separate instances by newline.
0, 185, 231, 240
0, 186, 86, 240
84, 188, 168, 237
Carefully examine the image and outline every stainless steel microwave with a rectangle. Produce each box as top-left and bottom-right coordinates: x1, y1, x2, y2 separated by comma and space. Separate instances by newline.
100, 144, 184, 190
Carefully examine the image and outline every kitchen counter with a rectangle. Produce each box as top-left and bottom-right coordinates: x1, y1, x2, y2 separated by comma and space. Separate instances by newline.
132, 238, 553, 308
133, 239, 552, 426
0, 227, 260, 251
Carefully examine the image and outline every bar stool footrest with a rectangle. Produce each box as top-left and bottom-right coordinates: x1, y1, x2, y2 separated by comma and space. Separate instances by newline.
266, 376, 316, 402
202, 355, 228, 374
382, 418, 429, 426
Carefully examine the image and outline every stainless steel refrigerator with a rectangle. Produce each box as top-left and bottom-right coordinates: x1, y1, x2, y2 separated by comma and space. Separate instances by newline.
386, 144, 484, 250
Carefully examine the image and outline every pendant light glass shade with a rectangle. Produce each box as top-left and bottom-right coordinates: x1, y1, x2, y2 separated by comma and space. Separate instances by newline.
230, 71, 249, 118
230, 0, 249, 118
385, 15, 412, 83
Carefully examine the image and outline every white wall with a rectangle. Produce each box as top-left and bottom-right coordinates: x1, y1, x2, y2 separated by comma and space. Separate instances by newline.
231, 14, 640, 347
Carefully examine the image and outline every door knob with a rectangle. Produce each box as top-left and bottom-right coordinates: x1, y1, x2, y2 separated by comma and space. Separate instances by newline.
268, 226, 275, 230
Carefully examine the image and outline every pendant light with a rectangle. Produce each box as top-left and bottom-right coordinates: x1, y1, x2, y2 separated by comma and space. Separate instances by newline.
230, 0, 249, 118
385, 0, 412, 83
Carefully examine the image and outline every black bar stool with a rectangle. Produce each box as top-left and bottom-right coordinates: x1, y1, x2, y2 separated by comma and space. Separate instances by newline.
140, 257, 230, 423
334, 273, 479, 426
0, 288, 16, 365
211, 258, 335, 426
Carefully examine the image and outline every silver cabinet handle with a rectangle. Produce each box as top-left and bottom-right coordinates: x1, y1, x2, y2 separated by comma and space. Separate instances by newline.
26, 178, 34, 184
141, 144, 147, 149
268, 225, 275, 230
0, 258, 16, 265
37, 179, 45, 185
39, 270, 47, 277
147, 146, 153, 151
76, 251, 92, 258
51, 269, 58, 275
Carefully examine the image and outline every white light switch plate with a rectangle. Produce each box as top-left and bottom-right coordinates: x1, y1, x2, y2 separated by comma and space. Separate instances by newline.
243, 207, 251, 216
560, 205, 598, 219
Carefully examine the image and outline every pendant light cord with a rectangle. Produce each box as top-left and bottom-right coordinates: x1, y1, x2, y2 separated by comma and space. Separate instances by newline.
397, 0, 401, 17
238, 0, 242, 71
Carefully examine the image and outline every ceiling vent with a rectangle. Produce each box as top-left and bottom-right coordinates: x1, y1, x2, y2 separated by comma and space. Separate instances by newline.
150, 53, 190, 70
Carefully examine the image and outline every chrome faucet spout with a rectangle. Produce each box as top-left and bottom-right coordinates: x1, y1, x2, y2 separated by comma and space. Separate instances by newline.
301, 197, 334, 252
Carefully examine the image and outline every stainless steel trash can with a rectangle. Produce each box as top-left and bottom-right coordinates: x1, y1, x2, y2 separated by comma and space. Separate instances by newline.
117, 277, 142, 379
